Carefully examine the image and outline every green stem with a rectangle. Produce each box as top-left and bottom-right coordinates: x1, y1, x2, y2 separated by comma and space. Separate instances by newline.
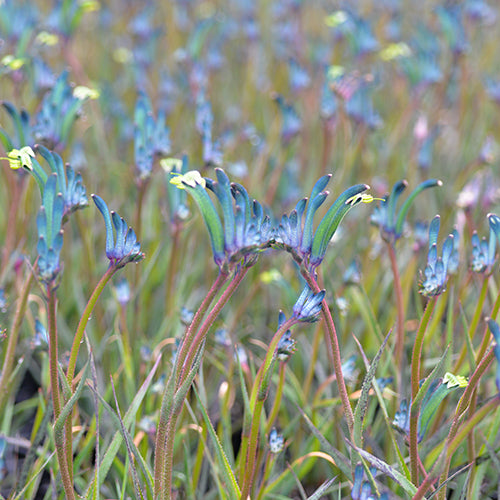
178, 268, 247, 386
301, 268, 354, 436
265, 363, 286, 434
0, 267, 34, 410
66, 265, 117, 386
240, 317, 297, 499
174, 270, 229, 383
409, 296, 437, 486
157, 267, 247, 499
447, 396, 500, 463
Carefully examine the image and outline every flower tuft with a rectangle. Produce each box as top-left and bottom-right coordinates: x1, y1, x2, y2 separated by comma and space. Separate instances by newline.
292, 286, 325, 322
92, 195, 144, 269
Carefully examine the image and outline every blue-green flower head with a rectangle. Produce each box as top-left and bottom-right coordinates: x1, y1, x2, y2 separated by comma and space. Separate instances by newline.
275, 175, 372, 270
37, 174, 64, 285
0, 102, 33, 151
134, 91, 171, 179
420, 215, 454, 297
92, 195, 144, 269
171, 168, 272, 268
36, 145, 88, 218
276, 330, 296, 361
292, 286, 325, 322
33, 71, 92, 150
162, 156, 190, 223
371, 179, 442, 243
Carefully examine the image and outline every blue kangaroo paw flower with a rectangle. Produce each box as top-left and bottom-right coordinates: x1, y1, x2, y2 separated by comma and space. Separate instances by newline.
170, 171, 225, 266
310, 183, 370, 268
92, 194, 144, 269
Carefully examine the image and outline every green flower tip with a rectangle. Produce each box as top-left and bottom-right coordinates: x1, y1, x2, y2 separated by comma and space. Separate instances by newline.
2, 146, 36, 170
170, 170, 206, 190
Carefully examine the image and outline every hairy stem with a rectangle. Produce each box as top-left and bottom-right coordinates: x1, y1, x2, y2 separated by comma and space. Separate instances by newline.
301, 268, 354, 436
409, 296, 437, 486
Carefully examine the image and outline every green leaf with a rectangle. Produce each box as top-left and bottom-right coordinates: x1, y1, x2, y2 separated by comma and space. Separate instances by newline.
353, 330, 392, 448
193, 387, 241, 499
296, 406, 351, 479
85, 354, 162, 497
352, 445, 417, 496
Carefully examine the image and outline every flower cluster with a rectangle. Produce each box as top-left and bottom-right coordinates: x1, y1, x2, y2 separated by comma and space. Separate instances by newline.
419, 216, 455, 297
92, 195, 145, 269
170, 168, 272, 268
370, 179, 442, 243
134, 91, 170, 179
275, 174, 372, 271
471, 214, 500, 273
32, 71, 97, 150
36, 174, 64, 285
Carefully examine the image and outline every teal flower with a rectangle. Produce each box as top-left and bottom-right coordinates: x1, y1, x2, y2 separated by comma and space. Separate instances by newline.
92, 195, 144, 269
292, 286, 325, 322
134, 91, 170, 178
420, 216, 454, 297
171, 168, 271, 268
472, 214, 500, 273
371, 179, 442, 244
276, 175, 371, 271
37, 174, 64, 285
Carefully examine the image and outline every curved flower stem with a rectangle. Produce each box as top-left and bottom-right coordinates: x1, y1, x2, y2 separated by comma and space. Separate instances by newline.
66, 265, 117, 386
178, 268, 247, 386
155, 267, 247, 499
0, 267, 34, 410
174, 270, 230, 384
265, 363, 286, 434
437, 348, 495, 500
387, 243, 405, 381
409, 296, 437, 486
63, 265, 117, 486
240, 318, 297, 500
301, 268, 354, 437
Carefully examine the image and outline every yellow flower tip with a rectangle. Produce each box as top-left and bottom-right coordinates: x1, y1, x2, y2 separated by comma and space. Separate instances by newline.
80, 0, 101, 12
170, 170, 206, 190
443, 372, 468, 388
325, 10, 348, 28
327, 65, 345, 81
35, 31, 59, 46
113, 47, 133, 64
379, 42, 412, 61
73, 86, 100, 100
345, 192, 381, 206
5, 146, 35, 170
160, 157, 183, 173
1, 55, 26, 70
259, 268, 283, 284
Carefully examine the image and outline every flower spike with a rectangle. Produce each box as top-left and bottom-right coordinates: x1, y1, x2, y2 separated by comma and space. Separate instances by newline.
420, 215, 454, 297
37, 174, 65, 285
92, 195, 144, 269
